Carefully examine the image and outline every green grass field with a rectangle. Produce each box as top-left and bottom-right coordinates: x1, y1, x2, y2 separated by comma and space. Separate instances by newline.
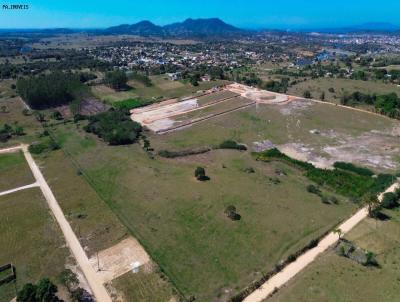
268, 208, 400, 302
49, 121, 358, 301
287, 78, 399, 104
0, 80, 43, 148
111, 270, 175, 302
92, 76, 230, 104
34, 149, 129, 256
0, 188, 69, 301
0, 151, 34, 192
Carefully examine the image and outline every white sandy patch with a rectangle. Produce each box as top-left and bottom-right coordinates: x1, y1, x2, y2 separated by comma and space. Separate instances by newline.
89, 237, 151, 284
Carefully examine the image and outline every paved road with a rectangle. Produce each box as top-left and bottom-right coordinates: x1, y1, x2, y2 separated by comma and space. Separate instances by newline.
244, 181, 400, 302
12, 145, 112, 302
0, 182, 39, 197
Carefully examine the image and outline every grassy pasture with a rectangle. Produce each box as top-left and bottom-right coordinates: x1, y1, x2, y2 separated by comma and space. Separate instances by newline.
0, 151, 34, 192
0, 188, 69, 301
268, 209, 400, 302
92, 76, 230, 103
49, 121, 357, 301
287, 78, 399, 104
34, 149, 128, 256
111, 270, 175, 302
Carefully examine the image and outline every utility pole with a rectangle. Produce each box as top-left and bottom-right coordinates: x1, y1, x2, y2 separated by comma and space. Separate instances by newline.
97, 252, 100, 272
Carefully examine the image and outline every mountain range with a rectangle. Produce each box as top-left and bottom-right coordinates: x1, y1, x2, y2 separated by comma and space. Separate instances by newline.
0, 19, 399, 38
104, 18, 244, 37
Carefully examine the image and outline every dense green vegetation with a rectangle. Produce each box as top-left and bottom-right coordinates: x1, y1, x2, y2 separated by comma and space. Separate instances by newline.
105, 70, 128, 90
84, 109, 142, 145
113, 98, 152, 110
257, 148, 394, 198
16, 72, 87, 109
0, 123, 24, 142
218, 140, 247, 150
17, 278, 60, 302
333, 162, 374, 177
128, 72, 153, 87
341, 92, 400, 119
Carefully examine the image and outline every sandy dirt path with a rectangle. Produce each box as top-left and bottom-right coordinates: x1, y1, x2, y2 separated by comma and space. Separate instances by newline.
0, 182, 39, 197
13, 145, 112, 302
244, 180, 400, 302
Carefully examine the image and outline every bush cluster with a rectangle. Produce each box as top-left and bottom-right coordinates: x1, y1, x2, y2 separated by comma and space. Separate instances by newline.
258, 148, 395, 198
217, 140, 247, 151
84, 109, 142, 145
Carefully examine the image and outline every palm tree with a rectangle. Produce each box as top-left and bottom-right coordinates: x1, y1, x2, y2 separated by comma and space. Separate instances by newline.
334, 228, 343, 241
364, 193, 380, 218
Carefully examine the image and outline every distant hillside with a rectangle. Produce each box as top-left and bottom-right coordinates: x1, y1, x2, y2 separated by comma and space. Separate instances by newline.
104, 18, 245, 37
105, 20, 165, 36
164, 18, 242, 36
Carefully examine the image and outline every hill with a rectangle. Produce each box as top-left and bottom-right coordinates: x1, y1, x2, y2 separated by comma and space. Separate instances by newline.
104, 18, 245, 37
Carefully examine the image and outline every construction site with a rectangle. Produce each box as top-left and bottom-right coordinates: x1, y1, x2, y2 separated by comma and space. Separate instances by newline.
130, 83, 294, 134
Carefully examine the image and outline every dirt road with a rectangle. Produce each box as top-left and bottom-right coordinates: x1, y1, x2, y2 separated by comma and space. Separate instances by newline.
0, 182, 39, 197
16, 145, 112, 302
244, 181, 400, 302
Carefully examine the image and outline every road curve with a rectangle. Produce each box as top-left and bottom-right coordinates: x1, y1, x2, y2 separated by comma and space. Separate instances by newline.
18, 145, 112, 302
244, 181, 400, 302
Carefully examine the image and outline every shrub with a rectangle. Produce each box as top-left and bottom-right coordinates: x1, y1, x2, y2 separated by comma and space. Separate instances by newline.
258, 148, 395, 199
333, 162, 374, 177
114, 98, 151, 110
218, 140, 247, 151
224, 205, 241, 221
307, 184, 321, 195
381, 192, 399, 209
28, 143, 48, 154
158, 147, 210, 158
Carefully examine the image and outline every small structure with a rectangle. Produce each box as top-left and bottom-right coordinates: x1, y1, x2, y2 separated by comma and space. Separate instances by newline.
167, 72, 182, 81
201, 74, 211, 82
131, 261, 141, 273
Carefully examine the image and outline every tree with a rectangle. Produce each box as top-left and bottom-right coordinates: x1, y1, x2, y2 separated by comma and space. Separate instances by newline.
58, 269, 79, 292
224, 205, 241, 221
17, 283, 37, 302
364, 193, 380, 218
381, 192, 399, 209
194, 166, 209, 181
303, 90, 312, 99
35, 278, 59, 302
334, 228, 343, 241
105, 70, 128, 90
17, 279, 60, 302
320, 91, 325, 101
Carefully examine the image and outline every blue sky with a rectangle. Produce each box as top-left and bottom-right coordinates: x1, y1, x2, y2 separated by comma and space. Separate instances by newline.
0, 0, 399, 29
